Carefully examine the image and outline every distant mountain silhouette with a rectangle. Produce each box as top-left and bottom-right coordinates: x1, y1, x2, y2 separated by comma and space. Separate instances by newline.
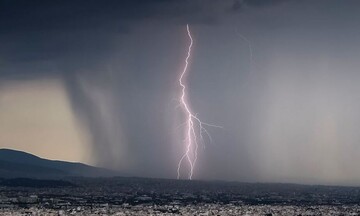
0, 149, 118, 178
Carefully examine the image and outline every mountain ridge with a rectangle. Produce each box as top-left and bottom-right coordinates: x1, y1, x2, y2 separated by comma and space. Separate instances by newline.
0, 148, 118, 179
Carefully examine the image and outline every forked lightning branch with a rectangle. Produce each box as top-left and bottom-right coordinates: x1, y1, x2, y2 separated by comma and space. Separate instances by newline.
176, 24, 221, 180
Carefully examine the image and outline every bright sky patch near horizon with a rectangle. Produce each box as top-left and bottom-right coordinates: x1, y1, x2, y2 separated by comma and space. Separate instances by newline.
0, 79, 91, 164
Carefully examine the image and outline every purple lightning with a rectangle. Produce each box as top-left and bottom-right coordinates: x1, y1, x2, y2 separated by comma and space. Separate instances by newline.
176, 24, 221, 180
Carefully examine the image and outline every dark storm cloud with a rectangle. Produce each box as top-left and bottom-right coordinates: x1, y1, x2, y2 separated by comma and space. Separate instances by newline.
0, 0, 293, 65
0, 0, 236, 34
0, 0, 177, 32
242, 0, 289, 7
231, 0, 290, 11
0, 0, 288, 70
0, 0, 238, 75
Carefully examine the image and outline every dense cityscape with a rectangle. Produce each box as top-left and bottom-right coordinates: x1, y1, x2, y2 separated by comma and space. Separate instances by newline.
1, 177, 360, 215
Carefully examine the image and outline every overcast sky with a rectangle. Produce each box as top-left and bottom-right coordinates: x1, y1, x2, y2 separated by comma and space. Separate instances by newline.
1, 0, 360, 185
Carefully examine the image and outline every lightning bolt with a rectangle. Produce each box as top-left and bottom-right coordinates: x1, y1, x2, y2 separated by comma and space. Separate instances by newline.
176, 24, 221, 180
236, 29, 254, 79
237, 31, 253, 67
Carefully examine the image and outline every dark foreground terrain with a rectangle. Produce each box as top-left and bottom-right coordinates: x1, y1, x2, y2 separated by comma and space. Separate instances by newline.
1, 177, 360, 215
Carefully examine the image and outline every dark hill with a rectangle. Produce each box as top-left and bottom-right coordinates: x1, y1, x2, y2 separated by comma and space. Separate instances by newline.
0, 178, 75, 188
0, 149, 118, 179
